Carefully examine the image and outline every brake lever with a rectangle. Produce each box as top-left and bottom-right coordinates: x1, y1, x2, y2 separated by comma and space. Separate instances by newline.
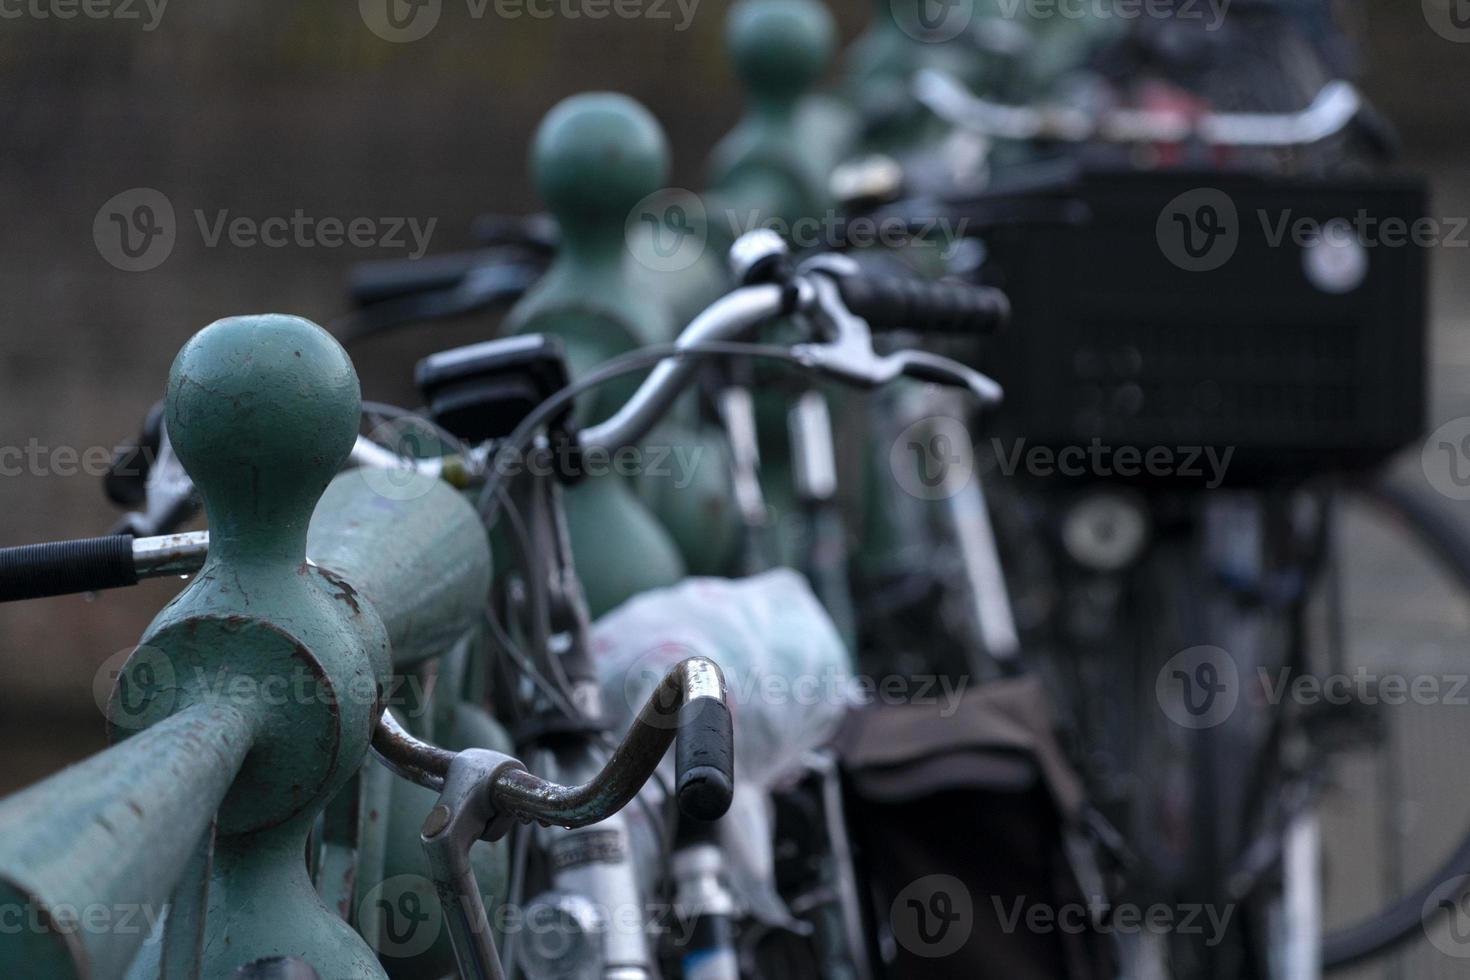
111, 427, 200, 538
792, 273, 1003, 407
371, 657, 733, 980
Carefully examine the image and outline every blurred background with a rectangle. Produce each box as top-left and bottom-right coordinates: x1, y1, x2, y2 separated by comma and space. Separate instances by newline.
0, 0, 1466, 974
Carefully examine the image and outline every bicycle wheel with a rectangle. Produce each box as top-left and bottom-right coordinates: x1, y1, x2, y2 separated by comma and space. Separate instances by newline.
1316, 472, 1470, 973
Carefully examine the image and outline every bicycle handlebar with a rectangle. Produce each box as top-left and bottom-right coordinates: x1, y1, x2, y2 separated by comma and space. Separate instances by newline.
373, 656, 733, 825
349, 249, 513, 306
583, 233, 1005, 451
0, 235, 1006, 602
915, 70, 1365, 148
837, 274, 1009, 336
0, 531, 208, 602
580, 283, 790, 452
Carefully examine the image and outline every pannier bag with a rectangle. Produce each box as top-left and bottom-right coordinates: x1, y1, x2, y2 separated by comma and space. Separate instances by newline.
837, 675, 1116, 980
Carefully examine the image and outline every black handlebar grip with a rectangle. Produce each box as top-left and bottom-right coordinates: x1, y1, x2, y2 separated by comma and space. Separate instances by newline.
837, 275, 1010, 335
348, 251, 493, 306
675, 696, 735, 822
0, 534, 138, 602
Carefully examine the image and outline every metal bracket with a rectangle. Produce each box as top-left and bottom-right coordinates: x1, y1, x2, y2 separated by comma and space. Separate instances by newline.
420, 749, 527, 980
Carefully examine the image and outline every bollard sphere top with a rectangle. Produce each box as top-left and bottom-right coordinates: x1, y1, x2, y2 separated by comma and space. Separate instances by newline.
726, 0, 835, 105
165, 314, 360, 546
531, 92, 671, 232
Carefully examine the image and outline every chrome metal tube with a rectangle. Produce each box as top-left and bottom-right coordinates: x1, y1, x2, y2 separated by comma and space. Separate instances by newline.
580, 285, 786, 452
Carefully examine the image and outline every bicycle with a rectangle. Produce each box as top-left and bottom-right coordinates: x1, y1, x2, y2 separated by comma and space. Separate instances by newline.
851, 14, 1465, 976
0, 229, 1008, 980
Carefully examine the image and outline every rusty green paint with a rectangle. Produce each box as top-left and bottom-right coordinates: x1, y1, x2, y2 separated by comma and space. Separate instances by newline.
125, 314, 391, 836
0, 314, 495, 979
307, 474, 492, 670
115, 314, 392, 978
0, 703, 252, 980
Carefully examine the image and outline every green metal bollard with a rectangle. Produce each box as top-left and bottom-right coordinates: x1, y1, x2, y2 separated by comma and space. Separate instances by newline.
0, 314, 494, 980
507, 92, 677, 420
507, 94, 742, 607
709, 0, 854, 230
129, 314, 392, 980
643, 0, 858, 337
306, 474, 490, 671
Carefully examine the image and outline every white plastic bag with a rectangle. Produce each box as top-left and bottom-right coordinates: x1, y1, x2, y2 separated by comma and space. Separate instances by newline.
593, 569, 854, 925
592, 568, 853, 789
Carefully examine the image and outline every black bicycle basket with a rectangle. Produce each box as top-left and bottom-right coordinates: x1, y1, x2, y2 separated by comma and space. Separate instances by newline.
965, 164, 1428, 484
